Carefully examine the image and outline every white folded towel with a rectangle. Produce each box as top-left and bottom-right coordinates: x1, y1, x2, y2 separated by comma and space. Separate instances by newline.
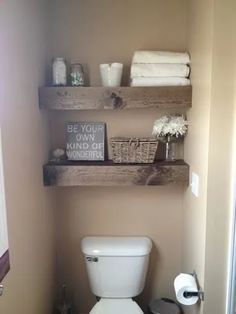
132, 51, 190, 64
131, 63, 190, 78
130, 77, 191, 87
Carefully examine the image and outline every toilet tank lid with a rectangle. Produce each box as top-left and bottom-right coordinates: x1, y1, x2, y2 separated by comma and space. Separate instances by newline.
81, 236, 152, 257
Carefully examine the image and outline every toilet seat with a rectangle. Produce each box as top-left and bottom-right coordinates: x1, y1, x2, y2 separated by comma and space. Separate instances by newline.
90, 298, 143, 314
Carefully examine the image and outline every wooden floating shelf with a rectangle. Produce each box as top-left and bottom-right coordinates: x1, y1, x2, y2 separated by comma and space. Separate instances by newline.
39, 86, 192, 110
43, 160, 189, 187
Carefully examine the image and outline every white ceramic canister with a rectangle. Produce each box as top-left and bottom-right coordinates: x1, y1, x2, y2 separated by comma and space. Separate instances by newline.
100, 63, 123, 87
52, 58, 67, 86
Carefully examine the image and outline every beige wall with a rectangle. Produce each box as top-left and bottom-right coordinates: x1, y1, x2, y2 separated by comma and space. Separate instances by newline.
47, 0, 188, 313
184, 0, 236, 313
0, 1, 56, 313
204, 0, 236, 312
48, 0, 187, 86
56, 186, 185, 313
3, 1, 234, 314
182, 0, 213, 313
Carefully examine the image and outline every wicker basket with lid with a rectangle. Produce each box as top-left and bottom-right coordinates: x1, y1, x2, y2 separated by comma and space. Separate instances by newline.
110, 137, 158, 163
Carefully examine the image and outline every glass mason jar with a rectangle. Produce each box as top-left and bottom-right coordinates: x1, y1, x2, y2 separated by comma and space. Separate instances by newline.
70, 63, 85, 86
165, 135, 177, 161
52, 58, 67, 86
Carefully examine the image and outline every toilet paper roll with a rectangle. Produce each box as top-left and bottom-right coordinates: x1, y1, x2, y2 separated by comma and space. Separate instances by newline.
174, 273, 199, 306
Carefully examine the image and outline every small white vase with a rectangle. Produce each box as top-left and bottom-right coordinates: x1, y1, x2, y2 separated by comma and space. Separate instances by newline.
100, 63, 123, 87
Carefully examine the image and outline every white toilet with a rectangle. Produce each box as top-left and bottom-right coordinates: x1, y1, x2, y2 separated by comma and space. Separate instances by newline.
81, 236, 152, 314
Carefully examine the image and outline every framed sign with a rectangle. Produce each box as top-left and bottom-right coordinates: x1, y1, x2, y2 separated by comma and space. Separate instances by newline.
66, 122, 105, 161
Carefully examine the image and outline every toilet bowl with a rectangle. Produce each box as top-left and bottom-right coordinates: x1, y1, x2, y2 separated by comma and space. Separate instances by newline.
81, 236, 152, 314
90, 298, 143, 314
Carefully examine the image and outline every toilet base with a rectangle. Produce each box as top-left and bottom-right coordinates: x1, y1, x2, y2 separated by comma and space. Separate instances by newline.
90, 298, 143, 314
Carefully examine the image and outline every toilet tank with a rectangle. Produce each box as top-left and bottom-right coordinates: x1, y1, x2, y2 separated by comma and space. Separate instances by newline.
81, 236, 152, 298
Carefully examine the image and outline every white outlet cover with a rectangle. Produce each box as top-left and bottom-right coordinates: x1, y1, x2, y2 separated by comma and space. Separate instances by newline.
191, 172, 199, 197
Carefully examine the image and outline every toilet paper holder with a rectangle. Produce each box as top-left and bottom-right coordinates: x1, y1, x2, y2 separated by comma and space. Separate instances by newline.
184, 271, 204, 301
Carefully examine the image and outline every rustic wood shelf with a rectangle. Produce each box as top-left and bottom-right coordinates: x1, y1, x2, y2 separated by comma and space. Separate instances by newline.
43, 160, 189, 186
39, 86, 192, 110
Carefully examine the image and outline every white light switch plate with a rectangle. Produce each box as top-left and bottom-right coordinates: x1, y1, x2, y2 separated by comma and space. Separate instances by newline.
191, 172, 199, 197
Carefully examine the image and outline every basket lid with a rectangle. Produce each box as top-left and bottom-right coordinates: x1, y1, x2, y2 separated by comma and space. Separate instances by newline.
110, 137, 158, 142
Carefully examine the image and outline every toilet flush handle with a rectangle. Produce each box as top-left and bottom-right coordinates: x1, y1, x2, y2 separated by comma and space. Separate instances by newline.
86, 256, 98, 262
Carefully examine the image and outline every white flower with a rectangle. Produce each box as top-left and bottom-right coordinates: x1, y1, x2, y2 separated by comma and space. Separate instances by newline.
152, 115, 188, 138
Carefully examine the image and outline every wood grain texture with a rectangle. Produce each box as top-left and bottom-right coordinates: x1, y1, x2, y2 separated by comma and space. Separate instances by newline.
43, 160, 189, 186
0, 250, 10, 283
39, 86, 192, 110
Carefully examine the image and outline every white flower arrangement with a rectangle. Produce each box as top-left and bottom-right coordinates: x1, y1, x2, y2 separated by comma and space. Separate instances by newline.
152, 115, 188, 138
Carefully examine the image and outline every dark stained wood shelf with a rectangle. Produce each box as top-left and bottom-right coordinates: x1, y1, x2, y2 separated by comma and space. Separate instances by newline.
39, 86, 192, 110
43, 160, 189, 186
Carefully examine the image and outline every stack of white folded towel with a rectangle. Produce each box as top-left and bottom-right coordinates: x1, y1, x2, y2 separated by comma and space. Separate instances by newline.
130, 51, 191, 87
